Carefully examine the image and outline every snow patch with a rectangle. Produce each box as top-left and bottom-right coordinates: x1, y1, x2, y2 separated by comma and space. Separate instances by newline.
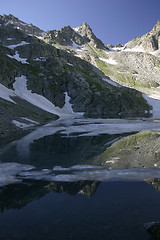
70, 39, 84, 51
99, 57, 117, 65
113, 46, 125, 51
67, 63, 74, 66
61, 92, 74, 114
34, 57, 47, 62
143, 94, 160, 119
102, 78, 120, 87
21, 117, 39, 124
13, 76, 81, 118
7, 38, 14, 40
12, 120, 35, 129
7, 41, 29, 49
7, 51, 28, 64
0, 83, 15, 103
73, 27, 79, 32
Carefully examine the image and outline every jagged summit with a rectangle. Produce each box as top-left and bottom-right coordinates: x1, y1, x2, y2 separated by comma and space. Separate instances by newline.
43, 21, 107, 49
43, 24, 86, 46
151, 19, 160, 33
125, 19, 160, 52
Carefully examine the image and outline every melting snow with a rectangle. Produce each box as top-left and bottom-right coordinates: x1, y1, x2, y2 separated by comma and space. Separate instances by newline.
0, 83, 15, 103
0, 162, 34, 186
99, 57, 117, 65
73, 27, 79, 32
7, 51, 28, 64
113, 46, 125, 51
34, 57, 47, 62
13, 76, 81, 118
2, 161, 160, 186
7, 38, 14, 40
67, 63, 74, 66
143, 94, 160, 119
14, 117, 160, 159
53, 165, 103, 171
12, 120, 35, 129
102, 78, 121, 87
7, 41, 29, 49
0, 75, 82, 123
70, 39, 84, 51
21, 117, 39, 124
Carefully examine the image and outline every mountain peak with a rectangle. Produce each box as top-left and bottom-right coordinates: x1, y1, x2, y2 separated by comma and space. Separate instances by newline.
74, 22, 106, 49
81, 22, 90, 28
151, 19, 160, 33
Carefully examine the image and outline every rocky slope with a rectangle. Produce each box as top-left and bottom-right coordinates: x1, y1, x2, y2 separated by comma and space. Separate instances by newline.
0, 14, 157, 141
94, 130, 160, 168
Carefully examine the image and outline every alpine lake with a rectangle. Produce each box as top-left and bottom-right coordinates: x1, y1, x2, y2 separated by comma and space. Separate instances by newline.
1, 116, 160, 240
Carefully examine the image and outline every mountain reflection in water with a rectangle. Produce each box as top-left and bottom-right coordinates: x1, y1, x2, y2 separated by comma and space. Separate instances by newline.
0, 180, 160, 240
1, 118, 160, 239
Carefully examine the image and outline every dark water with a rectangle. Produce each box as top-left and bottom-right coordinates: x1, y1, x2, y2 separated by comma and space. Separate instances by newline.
1, 118, 160, 239
0, 133, 121, 168
0, 180, 160, 240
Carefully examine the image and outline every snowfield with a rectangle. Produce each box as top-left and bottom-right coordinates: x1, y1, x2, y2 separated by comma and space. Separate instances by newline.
99, 57, 117, 65
0, 83, 15, 103
7, 41, 29, 49
0, 75, 83, 123
13, 75, 78, 118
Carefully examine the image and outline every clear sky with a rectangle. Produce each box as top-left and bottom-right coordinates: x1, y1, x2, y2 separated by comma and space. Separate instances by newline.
1, 0, 160, 45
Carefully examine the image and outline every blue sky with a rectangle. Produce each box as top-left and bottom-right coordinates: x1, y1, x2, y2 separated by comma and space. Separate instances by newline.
1, 0, 160, 45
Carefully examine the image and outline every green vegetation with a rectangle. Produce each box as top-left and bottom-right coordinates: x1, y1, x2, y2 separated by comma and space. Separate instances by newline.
96, 59, 151, 89
98, 130, 160, 161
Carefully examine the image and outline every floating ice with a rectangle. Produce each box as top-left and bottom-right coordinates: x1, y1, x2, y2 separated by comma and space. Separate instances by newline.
53, 165, 103, 171
0, 162, 34, 186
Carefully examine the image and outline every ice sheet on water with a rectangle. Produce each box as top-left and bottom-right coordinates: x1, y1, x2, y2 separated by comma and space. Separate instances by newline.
13, 117, 160, 159
53, 165, 103, 171
2, 161, 160, 186
0, 162, 34, 186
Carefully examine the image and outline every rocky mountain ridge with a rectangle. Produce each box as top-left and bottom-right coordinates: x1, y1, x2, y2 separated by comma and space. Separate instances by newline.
0, 14, 44, 37
125, 20, 160, 52
0, 14, 159, 142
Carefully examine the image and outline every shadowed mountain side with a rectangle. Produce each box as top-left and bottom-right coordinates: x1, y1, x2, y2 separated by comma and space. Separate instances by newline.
0, 180, 99, 212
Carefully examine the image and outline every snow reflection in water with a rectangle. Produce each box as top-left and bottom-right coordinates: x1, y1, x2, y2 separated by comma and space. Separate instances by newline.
15, 117, 160, 159
1, 162, 160, 186
1, 117, 160, 186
